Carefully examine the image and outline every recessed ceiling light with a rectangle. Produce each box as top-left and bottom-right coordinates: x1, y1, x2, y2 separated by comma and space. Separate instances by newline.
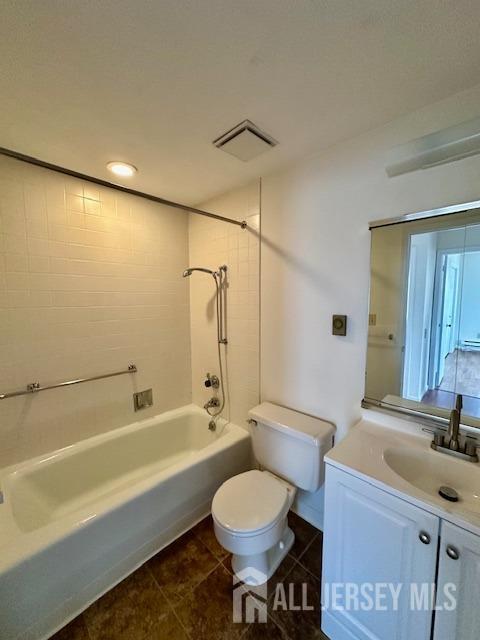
106, 161, 137, 177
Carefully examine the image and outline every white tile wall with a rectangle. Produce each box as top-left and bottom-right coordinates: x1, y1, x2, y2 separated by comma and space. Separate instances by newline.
188, 181, 260, 427
0, 156, 191, 466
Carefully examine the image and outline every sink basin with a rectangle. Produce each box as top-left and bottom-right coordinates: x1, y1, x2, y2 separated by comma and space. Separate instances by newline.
384, 446, 480, 515
326, 416, 480, 532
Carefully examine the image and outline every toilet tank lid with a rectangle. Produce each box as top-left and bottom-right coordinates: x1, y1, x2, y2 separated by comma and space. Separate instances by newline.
248, 402, 335, 446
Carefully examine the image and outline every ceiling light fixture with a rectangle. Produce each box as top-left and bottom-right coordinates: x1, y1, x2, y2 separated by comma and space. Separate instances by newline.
106, 161, 137, 177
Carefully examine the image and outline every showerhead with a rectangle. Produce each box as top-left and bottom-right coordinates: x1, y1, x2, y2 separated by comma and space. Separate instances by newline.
182, 267, 215, 278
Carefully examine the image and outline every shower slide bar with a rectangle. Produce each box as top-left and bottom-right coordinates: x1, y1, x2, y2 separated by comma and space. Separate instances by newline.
0, 147, 248, 229
0, 364, 137, 400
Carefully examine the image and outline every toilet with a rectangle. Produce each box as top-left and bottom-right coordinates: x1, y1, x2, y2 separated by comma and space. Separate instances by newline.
212, 402, 335, 585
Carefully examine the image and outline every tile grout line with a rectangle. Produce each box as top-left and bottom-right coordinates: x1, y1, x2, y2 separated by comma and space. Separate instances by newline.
295, 531, 322, 580
153, 555, 229, 640
165, 596, 194, 640
294, 531, 320, 560
190, 521, 229, 563
144, 563, 194, 640
296, 556, 321, 581
146, 541, 224, 608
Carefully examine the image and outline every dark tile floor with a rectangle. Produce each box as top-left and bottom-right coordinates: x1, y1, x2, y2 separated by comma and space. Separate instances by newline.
51, 512, 328, 640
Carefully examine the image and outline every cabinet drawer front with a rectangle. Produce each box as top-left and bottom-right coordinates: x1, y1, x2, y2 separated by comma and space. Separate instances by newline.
434, 521, 480, 640
322, 466, 439, 640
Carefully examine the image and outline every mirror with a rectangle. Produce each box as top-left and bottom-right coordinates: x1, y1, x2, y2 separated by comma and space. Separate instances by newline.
364, 205, 480, 428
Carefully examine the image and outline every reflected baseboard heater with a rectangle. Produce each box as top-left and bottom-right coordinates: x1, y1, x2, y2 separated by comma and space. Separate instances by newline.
462, 340, 480, 350
386, 116, 480, 177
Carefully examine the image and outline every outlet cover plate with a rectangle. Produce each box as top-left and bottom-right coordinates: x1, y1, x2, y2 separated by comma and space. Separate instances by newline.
332, 315, 347, 336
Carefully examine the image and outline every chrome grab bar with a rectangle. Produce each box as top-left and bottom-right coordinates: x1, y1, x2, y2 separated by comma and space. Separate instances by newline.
0, 364, 137, 400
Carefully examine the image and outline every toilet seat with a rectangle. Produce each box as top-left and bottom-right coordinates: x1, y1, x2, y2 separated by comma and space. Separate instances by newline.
212, 469, 293, 535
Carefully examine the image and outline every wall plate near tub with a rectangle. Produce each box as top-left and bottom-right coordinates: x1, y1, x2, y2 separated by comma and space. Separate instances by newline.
133, 389, 153, 411
332, 315, 347, 336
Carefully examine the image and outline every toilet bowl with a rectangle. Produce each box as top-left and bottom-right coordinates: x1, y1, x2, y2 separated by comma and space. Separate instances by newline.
212, 469, 296, 584
211, 402, 335, 585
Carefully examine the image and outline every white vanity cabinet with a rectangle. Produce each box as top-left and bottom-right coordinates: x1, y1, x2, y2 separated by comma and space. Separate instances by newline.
321, 465, 439, 640
434, 521, 480, 640
322, 465, 480, 640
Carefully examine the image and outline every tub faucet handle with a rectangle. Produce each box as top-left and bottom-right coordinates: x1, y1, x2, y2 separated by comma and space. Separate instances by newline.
204, 397, 220, 410
204, 373, 219, 389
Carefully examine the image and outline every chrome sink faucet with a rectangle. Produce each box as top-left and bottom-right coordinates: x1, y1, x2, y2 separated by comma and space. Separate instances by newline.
446, 394, 462, 452
431, 394, 479, 463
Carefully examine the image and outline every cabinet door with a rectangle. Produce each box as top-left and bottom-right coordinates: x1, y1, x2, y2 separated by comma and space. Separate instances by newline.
322, 466, 439, 640
434, 521, 480, 640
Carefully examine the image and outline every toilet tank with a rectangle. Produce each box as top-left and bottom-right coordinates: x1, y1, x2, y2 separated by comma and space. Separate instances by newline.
248, 402, 335, 491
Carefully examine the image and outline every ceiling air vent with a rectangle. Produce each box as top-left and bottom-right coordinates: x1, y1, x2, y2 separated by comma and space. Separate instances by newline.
213, 120, 277, 161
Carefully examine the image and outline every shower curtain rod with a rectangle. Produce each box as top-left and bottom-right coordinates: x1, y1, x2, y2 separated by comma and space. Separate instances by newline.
0, 146, 247, 229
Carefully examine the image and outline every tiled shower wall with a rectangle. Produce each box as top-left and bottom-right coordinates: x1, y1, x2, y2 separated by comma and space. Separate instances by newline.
188, 181, 260, 427
0, 155, 191, 466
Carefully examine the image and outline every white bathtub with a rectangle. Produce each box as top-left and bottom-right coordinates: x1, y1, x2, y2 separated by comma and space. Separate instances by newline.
0, 404, 251, 640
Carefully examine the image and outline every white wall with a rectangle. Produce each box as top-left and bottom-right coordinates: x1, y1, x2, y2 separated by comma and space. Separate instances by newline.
0, 156, 191, 467
188, 181, 260, 428
261, 82, 480, 527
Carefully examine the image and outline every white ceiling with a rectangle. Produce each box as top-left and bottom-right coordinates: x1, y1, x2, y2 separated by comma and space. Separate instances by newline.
1, 1, 480, 205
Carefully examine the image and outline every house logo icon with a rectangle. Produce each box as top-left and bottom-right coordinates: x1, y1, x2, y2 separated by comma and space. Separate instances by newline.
232, 567, 268, 623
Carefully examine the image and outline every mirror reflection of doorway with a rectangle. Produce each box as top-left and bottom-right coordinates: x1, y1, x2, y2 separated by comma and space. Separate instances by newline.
402, 230, 480, 417
434, 252, 461, 389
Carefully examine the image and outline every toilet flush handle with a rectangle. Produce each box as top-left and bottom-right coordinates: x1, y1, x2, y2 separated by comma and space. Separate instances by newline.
247, 418, 257, 427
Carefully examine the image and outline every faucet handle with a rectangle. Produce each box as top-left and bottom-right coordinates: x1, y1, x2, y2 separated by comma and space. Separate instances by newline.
456, 394, 463, 412
433, 432, 444, 447
465, 439, 477, 457
204, 373, 219, 389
